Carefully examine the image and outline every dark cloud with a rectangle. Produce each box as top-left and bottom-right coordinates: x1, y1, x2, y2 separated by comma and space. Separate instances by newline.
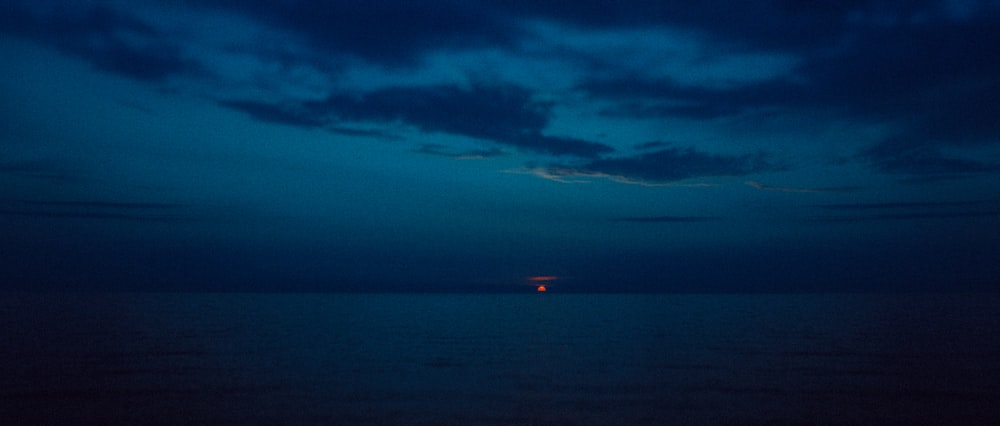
746, 181, 863, 193
817, 200, 989, 211
87, 42, 192, 82
578, 76, 783, 120
0, 199, 192, 222
192, 1, 927, 65
15, 200, 184, 209
415, 144, 505, 159
814, 198, 1000, 221
613, 215, 721, 223
573, 4, 1000, 178
224, 84, 614, 158
510, 134, 613, 158
819, 210, 1000, 222
633, 141, 672, 151
1, 3, 195, 81
328, 127, 401, 140
191, 0, 520, 66
219, 100, 326, 129
580, 147, 779, 183
10, 1, 996, 177
314, 85, 549, 141
859, 139, 1000, 178
583, 19, 1000, 125
0, 160, 84, 182
494, 1, 864, 50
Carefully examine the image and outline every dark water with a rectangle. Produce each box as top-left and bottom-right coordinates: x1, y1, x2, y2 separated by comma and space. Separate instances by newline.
2, 293, 998, 425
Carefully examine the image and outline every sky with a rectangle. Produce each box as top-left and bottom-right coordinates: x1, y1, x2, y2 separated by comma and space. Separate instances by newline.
2, 0, 999, 292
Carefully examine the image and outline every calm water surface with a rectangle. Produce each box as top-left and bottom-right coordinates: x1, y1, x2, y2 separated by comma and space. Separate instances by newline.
2, 293, 998, 425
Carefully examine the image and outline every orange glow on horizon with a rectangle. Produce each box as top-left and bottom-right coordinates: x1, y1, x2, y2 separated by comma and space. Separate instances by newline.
528, 276, 558, 282
536, 285, 547, 292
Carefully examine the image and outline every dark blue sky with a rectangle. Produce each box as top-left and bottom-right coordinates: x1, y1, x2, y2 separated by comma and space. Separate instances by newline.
2, 0, 999, 292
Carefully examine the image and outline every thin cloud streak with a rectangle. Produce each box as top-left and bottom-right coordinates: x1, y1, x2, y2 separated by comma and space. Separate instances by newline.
0, 199, 193, 222
614, 215, 722, 223
415, 144, 505, 160
818, 211, 1000, 222
746, 181, 862, 194
817, 201, 989, 210
813, 199, 1000, 222
15, 200, 185, 209
0, 209, 193, 222
515, 165, 716, 187
524, 147, 780, 186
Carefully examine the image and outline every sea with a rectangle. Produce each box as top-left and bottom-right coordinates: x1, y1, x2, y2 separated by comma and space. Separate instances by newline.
1, 293, 998, 425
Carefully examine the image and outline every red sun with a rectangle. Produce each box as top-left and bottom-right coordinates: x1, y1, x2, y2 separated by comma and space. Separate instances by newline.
529, 276, 556, 292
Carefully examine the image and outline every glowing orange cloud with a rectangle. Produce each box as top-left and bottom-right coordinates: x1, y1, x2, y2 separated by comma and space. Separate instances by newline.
528, 276, 558, 282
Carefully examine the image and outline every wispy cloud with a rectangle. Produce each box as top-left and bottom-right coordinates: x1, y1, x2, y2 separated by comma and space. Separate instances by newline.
515, 165, 716, 187
819, 210, 1000, 222
0, 160, 84, 182
746, 181, 862, 193
817, 201, 989, 210
219, 100, 401, 140
858, 140, 1000, 180
613, 215, 721, 223
527, 147, 780, 185
813, 199, 1000, 222
633, 141, 673, 151
218, 100, 326, 129
415, 144, 505, 160
0, 200, 193, 222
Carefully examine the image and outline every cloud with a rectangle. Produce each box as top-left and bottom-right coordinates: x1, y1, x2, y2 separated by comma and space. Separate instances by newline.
0, 199, 192, 222
219, 100, 326, 128
415, 144, 505, 160
328, 127, 401, 140
515, 165, 599, 184
524, 146, 779, 185
0, 160, 84, 182
817, 200, 989, 211
858, 139, 1000, 179
224, 83, 614, 158
15, 200, 183, 209
633, 141, 672, 151
7, 0, 999, 182
1, 3, 197, 81
813, 199, 1000, 222
746, 181, 862, 194
493, 2, 864, 52
518, 164, 710, 186
820, 210, 1000, 222
193, 0, 521, 67
585, 147, 779, 182
613, 215, 721, 223
578, 76, 797, 120
314, 84, 548, 140
569, 4, 1000, 178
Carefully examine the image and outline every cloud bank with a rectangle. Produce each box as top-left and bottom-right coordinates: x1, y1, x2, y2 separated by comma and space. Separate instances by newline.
6, 1, 998, 184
